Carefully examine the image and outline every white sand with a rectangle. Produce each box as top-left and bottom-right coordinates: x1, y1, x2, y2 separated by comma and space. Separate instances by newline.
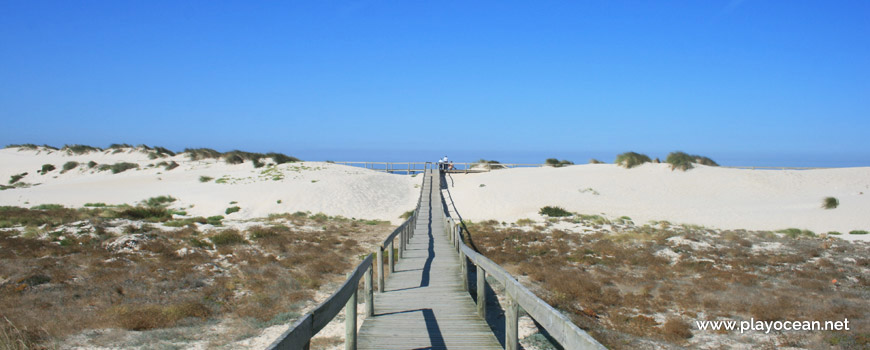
446, 163, 870, 241
0, 147, 419, 223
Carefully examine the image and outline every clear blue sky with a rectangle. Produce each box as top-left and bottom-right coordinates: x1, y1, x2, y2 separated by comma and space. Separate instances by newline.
1, 1, 868, 166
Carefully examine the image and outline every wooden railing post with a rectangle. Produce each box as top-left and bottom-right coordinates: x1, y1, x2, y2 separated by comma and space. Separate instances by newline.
377, 246, 384, 292
459, 250, 468, 292
399, 224, 405, 259
476, 265, 486, 319
506, 292, 519, 350
388, 241, 394, 273
365, 261, 373, 317
345, 273, 357, 350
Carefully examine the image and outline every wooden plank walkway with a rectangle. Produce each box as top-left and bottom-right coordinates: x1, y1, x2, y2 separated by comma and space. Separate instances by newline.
357, 170, 501, 350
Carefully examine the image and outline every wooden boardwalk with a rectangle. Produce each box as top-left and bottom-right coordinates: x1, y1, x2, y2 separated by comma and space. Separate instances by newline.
357, 170, 501, 350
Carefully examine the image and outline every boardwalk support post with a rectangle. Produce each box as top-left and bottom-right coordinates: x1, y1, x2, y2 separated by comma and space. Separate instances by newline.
388, 242, 394, 273
346, 272, 357, 350
365, 261, 373, 317
459, 250, 468, 292
476, 265, 486, 319
377, 246, 384, 292
506, 292, 519, 350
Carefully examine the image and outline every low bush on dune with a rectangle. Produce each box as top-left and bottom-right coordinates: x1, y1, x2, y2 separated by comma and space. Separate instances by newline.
615, 152, 651, 169
8, 173, 27, 184
823, 197, 839, 209
209, 230, 246, 246
30, 204, 64, 210
225, 206, 241, 215
97, 162, 139, 174
199, 176, 213, 183
62, 144, 101, 155
589, 159, 604, 164
539, 206, 572, 217
778, 228, 816, 238
108, 143, 132, 149
87, 161, 98, 168
144, 196, 176, 207
665, 151, 719, 171
147, 146, 176, 159
400, 210, 414, 219
850, 230, 868, 235
267, 152, 300, 164
116, 206, 172, 222
206, 215, 224, 226
5, 143, 39, 150
545, 158, 574, 167
39, 164, 55, 175
62, 161, 79, 173
184, 148, 222, 160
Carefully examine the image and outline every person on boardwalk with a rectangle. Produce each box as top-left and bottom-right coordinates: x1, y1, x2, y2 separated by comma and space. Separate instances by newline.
440, 156, 448, 171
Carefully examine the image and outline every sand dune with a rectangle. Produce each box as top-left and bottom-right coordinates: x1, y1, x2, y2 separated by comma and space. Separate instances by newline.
446, 163, 870, 240
0, 147, 419, 223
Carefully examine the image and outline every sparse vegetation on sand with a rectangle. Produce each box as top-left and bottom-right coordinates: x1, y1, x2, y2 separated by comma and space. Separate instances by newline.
62, 161, 79, 173
778, 228, 816, 238
183, 148, 299, 167
545, 158, 574, 167
400, 210, 414, 219
589, 158, 604, 164
225, 206, 241, 215
98, 162, 139, 174
199, 176, 213, 183
823, 196, 839, 209
615, 152, 651, 169
5, 144, 39, 150
539, 206, 572, 217
0, 208, 385, 348
39, 164, 55, 175
665, 151, 719, 171
62, 144, 101, 155
850, 230, 868, 235
144, 195, 176, 207
464, 220, 870, 349
8, 173, 27, 185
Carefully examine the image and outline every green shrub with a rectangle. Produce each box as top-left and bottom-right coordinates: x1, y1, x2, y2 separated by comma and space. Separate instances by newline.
165, 161, 179, 171
822, 197, 839, 209
6, 143, 38, 149
39, 164, 56, 175
666, 151, 719, 171
400, 210, 414, 219
209, 230, 246, 245
62, 144, 101, 154
778, 228, 816, 238
9, 172, 27, 184
827, 231, 842, 235
189, 238, 210, 248
145, 196, 176, 207
199, 176, 214, 183
589, 159, 604, 164
108, 143, 132, 149
99, 162, 139, 174
206, 215, 224, 226
30, 204, 64, 210
164, 217, 208, 227
62, 161, 79, 172
84, 203, 107, 207
266, 152, 300, 164
184, 148, 221, 160
615, 152, 651, 169
849, 230, 868, 235
539, 206, 572, 217
87, 161, 98, 168
225, 206, 241, 215
545, 158, 574, 168
116, 207, 172, 222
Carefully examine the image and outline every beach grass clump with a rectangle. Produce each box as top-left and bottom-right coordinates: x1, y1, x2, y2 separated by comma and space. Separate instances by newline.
822, 197, 839, 209
39, 164, 55, 175
163, 217, 208, 227
5, 143, 39, 150
108, 143, 132, 150
144, 196, 176, 207
184, 148, 222, 160
199, 176, 213, 183
665, 151, 719, 171
615, 152, 651, 169
545, 158, 574, 168
539, 206, 572, 217
589, 159, 604, 164
87, 161, 97, 168
225, 206, 241, 215
209, 230, 246, 246
206, 215, 224, 226
62, 144, 101, 155
266, 152, 300, 164
8, 173, 27, 184
778, 228, 816, 238
164, 161, 179, 171
116, 206, 172, 222
98, 162, 139, 174
849, 230, 868, 235
147, 146, 175, 159
62, 161, 79, 173
400, 210, 414, 219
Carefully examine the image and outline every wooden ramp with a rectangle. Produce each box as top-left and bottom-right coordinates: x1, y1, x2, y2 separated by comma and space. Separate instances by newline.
357, 170, 501, 350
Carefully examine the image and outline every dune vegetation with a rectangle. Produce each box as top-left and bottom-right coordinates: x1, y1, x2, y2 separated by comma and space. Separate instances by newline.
615, 152, 651, 169
665, 151, 719, 171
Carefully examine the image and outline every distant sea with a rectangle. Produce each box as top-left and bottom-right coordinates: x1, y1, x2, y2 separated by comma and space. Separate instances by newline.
291, 149, 870, 168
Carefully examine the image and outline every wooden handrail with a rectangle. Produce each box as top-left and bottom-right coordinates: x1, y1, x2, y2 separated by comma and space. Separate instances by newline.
267, 172, 427, 350
442, 197, 606, 349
